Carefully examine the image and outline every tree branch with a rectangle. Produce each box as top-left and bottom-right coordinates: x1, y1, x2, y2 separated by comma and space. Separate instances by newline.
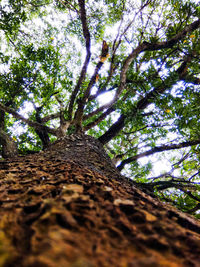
98, 51, 197, 145
140, 179, 197, 192
67, 0, 91, 121
73, 61, 104, 128
0, 103, 57, 136
185, 203, 200, 214
41, 112, 60, 123
117, 139, 200, 171
143, 19, 200, 51
0, 128, 18, 158
34, 106, 51, 149
84, 107, 115, 131
88, 83, 118, 102
98, 19, 200, 144
57, 0, 79, 12
84, 98, 116, 122
180, 189, 200, 202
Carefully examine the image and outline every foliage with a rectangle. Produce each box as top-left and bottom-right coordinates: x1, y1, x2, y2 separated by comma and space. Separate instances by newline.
0, 0, 200, 217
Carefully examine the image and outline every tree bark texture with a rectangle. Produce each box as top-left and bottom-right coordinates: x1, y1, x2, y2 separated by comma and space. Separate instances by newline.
0, 133, 200, 267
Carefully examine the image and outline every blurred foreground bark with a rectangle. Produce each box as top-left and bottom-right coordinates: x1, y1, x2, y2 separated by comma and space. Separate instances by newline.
0, 133, 200, 267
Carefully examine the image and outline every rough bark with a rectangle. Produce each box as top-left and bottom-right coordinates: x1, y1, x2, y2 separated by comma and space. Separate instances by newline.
0, 133, 200, 267
0, 111, 18, 158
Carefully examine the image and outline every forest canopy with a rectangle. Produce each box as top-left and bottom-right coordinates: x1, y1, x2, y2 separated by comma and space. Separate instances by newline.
0, 0, 200, 216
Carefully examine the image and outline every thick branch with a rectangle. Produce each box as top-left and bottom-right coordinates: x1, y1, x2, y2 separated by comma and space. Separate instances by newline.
84, 107, 115, 131
34, 106, 51, 149
41, 112, 60, 123
98, 53, 195, 145
0, 129, 18, 158
186, 203, 200, 214
0, 103, 18, 158
67, 0, 91, 120
0, 103, 57, 136
88, 83, 118, 102
178, 54, 200, 84
117, 139, 200, 171
88, 20, 200, 143
117, 18, 200, 97
87, 42, 120, 103
154, 182, 196, 191
135, 57, 193, 110
140, 179, 196, 192
57, 0, 79, 12
98, 114, 125, 144
143, 19, 200, 51
83, 99, 116, 121
74, 61, 103, 128
80, 42, 146, 133
180, 189, 200, 202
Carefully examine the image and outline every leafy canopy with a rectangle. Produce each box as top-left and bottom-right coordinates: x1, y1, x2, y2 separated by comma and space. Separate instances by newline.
0, 0, 200, 217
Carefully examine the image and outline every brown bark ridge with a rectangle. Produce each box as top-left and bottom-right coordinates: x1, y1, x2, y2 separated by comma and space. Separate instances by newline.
0, 133, 200, 267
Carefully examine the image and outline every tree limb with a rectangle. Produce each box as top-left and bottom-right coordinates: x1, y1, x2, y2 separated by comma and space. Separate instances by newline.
98, 51, 197, 145
73, 61, 104, 128
142, 179, 197, 192
34, 106, 51, 149
84, 99, 116, 122
67, 0, 91, 121
180, 189, 200, 202
143, 19, 200, 51
0, 128, 18, 158
94, 19, 200, 143
186, 203, 200, 214
117, 139, 200, 171
41, 112, 60, 123
98, 114, 126, 144
84, 107, 115, 131
0, 103, 57, 136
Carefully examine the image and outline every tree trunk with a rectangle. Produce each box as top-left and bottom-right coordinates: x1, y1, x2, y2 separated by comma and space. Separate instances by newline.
0, 133, 200, 267
0, 111, 18, 158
